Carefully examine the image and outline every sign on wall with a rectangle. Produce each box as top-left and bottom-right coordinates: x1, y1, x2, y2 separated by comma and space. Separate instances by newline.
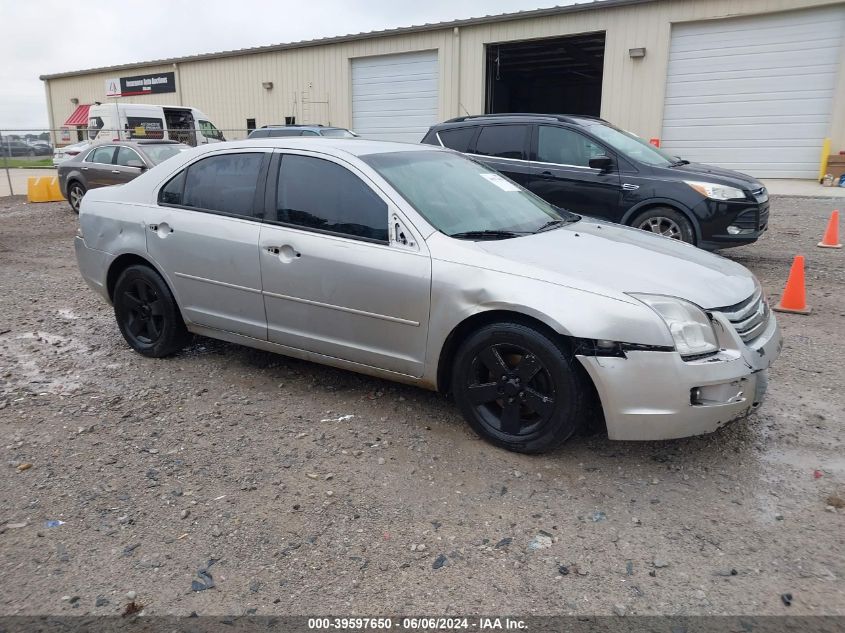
104, 71, 176, 97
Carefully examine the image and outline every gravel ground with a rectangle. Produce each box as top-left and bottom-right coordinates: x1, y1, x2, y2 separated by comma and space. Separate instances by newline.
0, 194, 843, 617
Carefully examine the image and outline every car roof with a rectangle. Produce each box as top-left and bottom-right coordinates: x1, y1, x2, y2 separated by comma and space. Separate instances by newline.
432, 113, 608, 128
193, 137, 446, 158
258, 124, 347, 131
91, 139, 184, 147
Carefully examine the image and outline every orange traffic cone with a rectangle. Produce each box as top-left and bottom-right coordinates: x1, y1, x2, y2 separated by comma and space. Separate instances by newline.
774, 255, 811, 314
818, 209, 842, 248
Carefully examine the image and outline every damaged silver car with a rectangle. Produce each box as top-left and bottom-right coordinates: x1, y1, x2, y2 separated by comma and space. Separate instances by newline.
75, 139, 782, 453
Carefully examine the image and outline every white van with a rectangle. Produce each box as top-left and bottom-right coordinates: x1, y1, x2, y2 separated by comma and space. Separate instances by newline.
87, 103, 224, 147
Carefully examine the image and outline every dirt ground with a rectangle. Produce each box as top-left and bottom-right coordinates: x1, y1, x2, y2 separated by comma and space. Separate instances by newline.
0, 195, 843, 617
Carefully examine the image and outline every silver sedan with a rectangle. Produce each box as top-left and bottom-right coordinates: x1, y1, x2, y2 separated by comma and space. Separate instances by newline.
74, 139, 781, 453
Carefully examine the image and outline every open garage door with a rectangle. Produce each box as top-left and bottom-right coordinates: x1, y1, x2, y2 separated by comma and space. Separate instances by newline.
485, 32, 605, 116
662, 6, 845, 179
351, 51, 439, 143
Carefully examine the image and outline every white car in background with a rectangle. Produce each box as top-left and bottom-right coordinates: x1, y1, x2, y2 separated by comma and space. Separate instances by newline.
53, 141, 92, 166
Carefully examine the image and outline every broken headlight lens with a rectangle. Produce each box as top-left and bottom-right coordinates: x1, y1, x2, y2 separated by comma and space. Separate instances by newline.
630, 294, 719, 358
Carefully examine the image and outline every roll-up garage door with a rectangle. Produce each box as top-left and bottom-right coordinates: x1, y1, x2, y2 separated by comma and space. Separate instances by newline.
661, 6, 845, 178
351, 51, 439, 143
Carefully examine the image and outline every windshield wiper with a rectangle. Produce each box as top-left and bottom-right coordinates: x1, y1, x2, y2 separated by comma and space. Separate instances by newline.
449, 230, 524, 240
534, 217, 579, 233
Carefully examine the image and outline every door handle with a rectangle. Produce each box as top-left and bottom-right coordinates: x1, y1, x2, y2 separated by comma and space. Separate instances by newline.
266, 245, 301, 261
148, 223, 174, 235
111, 169, 120, 174
81, 167, 89, 171
540, 171, 554, 179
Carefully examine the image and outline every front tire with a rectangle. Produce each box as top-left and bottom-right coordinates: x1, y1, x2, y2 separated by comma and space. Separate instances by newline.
68, 181, 86, 214
451, 322, 589, 453
113, 265, 189, 358
631, 207, 695, 244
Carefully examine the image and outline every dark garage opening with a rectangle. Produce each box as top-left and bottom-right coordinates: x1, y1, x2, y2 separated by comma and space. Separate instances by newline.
485, 32, 605, 116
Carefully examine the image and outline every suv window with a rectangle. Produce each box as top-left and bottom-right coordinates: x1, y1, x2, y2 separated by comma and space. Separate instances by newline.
164, 153, 263, 217
276, 155, 388, 242
473, 125, 529, 160
88, 146, 116, 164
437, 127, 476, 152
537, 126, 605, 167
115, 146, 143, 167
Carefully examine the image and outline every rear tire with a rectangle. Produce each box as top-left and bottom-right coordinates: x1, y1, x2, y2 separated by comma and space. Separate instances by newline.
68, 181, 86, 214
631, 207, 695, 244
113, 265, 189, 358
451, 322, 589, 453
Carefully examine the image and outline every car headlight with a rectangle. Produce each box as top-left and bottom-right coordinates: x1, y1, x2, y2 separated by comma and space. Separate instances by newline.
629, 294, 719, 357
684, 181, 746, 201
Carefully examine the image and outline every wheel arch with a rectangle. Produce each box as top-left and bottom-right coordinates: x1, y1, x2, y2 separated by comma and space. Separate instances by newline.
621, 199, 701, 244
107, 253, 167, 301
436, 309, 573, 394
436, 309, 606, 436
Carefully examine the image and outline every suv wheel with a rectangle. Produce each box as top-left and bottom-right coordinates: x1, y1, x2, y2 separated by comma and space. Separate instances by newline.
632, 207, 695, 244
451, 322, 588, 453
113, 265, 189, 357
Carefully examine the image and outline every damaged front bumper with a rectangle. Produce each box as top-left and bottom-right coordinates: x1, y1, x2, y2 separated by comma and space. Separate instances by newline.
576, 310, 782, 441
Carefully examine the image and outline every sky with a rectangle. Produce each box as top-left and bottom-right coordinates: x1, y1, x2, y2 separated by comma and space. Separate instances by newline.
0, 0, 572, 131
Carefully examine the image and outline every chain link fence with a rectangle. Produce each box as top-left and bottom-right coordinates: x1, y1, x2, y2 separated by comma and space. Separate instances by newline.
1, 127, 256, 196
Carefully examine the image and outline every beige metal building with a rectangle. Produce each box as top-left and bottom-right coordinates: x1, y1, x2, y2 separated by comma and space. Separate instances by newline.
42, 0, 845, 178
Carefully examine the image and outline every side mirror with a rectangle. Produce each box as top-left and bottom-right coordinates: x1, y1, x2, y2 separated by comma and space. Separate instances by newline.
127, 159, 146, 170
589, 155, 613, 171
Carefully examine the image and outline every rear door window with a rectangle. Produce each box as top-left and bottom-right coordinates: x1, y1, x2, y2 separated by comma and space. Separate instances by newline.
437, 127, 476, 152
160, 153, 264, 218
473, 125, 529, 160
275, 154, 388, 242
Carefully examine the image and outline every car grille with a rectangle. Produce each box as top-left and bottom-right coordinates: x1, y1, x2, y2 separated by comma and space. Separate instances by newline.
717, 288, 770, 344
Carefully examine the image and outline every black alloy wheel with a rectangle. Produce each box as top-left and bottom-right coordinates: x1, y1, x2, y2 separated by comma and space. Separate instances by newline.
113, 265, 189, 357
452, 322, 588, 453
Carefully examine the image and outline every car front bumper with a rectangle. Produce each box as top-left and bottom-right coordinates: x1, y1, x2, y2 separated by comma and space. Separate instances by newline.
576, 310, 782, 441
695, 196, 769, 250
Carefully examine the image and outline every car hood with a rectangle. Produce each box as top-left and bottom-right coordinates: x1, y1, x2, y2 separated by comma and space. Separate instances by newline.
472, 219, 757, 309
666, 162, 764, 190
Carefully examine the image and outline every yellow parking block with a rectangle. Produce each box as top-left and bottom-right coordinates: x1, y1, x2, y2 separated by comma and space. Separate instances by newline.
27, 176, 65, 203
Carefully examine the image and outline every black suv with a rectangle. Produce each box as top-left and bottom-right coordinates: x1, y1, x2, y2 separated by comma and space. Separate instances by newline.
421, 114, 769, 250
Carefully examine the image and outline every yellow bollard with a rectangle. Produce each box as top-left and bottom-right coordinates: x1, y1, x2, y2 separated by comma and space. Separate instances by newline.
26, 176, 65, 203
47, 177, 65, 201
819, 138, 831, 183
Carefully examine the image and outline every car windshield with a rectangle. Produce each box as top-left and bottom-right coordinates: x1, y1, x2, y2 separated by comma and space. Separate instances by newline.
586, 123, 678, 167
320, 128, 357, 138
362, 150, 577, 238
142, 144, 190, 164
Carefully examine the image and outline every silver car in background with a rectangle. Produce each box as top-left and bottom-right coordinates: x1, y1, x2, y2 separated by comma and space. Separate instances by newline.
74, 139, 782, 453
